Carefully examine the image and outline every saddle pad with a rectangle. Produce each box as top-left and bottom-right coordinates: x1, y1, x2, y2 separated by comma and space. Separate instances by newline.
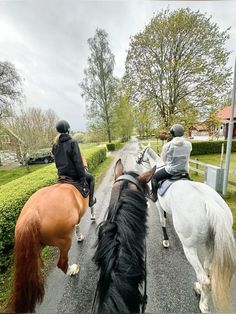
58, 176, 89, 197
158, 178, 189, 196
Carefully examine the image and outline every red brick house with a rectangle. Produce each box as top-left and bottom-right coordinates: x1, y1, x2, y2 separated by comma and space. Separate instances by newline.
216, 103, 236, 138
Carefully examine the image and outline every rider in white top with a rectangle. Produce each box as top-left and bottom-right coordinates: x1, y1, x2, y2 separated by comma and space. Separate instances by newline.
150, 124, 192, 202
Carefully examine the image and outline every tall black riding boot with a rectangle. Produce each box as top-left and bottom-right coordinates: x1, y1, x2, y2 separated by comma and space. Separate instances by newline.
88, 176, 96, 207
150, 178, 158, 202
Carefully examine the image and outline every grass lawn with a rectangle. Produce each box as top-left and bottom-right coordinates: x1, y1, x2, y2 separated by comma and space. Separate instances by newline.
0, 164, 48, 186
189, 153, 236, 230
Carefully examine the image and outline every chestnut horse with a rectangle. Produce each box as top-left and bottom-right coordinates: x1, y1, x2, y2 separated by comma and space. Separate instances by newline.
6, 183, 88, 313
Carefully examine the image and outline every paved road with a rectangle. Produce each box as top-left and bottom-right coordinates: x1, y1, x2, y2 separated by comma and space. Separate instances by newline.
38, 138, 235, 313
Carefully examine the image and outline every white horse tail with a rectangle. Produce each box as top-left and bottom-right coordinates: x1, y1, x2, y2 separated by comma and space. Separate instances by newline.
205, 199, 236, 312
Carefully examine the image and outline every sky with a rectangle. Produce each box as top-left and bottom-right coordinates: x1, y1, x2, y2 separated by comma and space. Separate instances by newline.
0, 1, 236, 132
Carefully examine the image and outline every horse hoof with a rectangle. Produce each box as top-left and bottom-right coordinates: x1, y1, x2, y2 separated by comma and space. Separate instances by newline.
199, 302, 209, 313
91, 213, 96, 221
194, 282, 202, 295
163, 240, 169, 248
67, 264, 80, 276
77, 234, 84, 242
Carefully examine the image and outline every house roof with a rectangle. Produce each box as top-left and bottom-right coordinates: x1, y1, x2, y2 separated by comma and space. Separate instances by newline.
190, 123, 208, 131
217, 103, 236, 120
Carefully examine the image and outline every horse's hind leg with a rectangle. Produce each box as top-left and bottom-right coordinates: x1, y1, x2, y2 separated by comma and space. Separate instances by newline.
182, 245, 210, 313
57, 239, 80, 276
156, 201, 169, 248
75, 224, 84, 242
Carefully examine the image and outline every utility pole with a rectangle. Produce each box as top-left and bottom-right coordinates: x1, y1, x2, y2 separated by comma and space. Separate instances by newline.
223, 57, 236, 196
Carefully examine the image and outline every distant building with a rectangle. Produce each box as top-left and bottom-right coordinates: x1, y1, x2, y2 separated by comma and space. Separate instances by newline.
189, 123, 209, 138
0, 125, 24, 166
216, 104, 236, 138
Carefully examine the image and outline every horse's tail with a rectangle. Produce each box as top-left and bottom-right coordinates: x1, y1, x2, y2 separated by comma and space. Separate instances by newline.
6, 210, 44, 313
206, 199, 236, 312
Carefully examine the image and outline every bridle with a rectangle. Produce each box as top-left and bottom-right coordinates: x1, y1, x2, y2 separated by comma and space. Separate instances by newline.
137, 147, 151, 169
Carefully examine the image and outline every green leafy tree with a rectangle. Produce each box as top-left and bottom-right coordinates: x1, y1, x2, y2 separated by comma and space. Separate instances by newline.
204, 108, 221, 137
133, 99, 154, 138
113, 95, 133, 141
80, 29, 118, 143
124, 8, 231, 129
0, 61, 23, 119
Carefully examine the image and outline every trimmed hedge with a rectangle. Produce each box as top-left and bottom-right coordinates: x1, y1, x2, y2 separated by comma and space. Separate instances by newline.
106, 142, 125, 151
0, 147, 106, 270
191, 140, 236, 156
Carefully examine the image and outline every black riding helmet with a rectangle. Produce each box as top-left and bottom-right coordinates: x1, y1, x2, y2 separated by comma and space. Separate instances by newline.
56, 120, 70, 133
170, 124, 184, 137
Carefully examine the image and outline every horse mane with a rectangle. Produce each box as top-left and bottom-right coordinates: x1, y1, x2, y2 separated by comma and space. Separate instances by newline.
93, 182, 148, 313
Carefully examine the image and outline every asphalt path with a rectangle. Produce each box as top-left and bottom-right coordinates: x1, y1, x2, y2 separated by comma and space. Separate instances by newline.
38, 138, 236, 313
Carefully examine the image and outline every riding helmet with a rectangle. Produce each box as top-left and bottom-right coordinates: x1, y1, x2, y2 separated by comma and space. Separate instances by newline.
170, 124, 184, 137
56, 120, 70, 133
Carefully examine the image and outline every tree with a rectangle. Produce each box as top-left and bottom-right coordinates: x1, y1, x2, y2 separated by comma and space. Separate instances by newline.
204, 108, 221, 137
80, 29, 118, 143
133, 99, 154, 138
124, 8, 231, 130
0, 61, 23, 119
7, 106, 59, 154
113, 95, 133, 141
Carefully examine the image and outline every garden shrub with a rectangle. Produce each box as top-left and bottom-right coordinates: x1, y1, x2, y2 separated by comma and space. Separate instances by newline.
0, 147, 106, 271
191, 140, 236, 156
106, 141, 125, 151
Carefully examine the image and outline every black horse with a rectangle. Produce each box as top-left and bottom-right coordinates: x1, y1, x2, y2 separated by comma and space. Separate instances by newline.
92, 159, 156, 313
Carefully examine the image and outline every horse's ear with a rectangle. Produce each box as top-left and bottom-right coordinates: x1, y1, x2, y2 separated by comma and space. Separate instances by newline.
114, 158, 124, 180
138, 165, 156, 183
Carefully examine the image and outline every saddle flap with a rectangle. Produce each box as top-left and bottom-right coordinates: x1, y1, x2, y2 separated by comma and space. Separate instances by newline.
158, 175, 190, 196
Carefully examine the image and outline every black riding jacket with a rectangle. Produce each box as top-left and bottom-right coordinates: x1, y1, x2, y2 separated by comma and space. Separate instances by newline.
52, 134, 86, 184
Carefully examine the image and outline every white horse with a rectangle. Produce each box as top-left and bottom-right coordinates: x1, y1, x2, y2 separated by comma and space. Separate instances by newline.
137, 146, 236, 313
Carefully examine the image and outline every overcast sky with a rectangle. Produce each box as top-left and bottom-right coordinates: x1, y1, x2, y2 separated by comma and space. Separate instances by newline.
1, 1, 236, 131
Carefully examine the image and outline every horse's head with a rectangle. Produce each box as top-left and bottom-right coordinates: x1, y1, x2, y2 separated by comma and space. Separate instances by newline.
137, 146, 164, 168
111, 158, 156, 201
136, 146, 150, 165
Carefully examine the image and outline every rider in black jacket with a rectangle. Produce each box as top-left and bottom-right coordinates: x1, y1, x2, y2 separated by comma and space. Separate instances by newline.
52, 120, 96, 207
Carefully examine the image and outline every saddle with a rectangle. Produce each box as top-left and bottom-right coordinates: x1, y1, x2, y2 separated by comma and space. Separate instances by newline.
157, 174, 190, 196
58, 176, 89, 197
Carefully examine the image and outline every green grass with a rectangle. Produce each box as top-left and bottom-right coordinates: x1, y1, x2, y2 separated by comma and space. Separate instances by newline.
92, 156, 114, 186
189, 153, 236, 230
0, 164, 48, 186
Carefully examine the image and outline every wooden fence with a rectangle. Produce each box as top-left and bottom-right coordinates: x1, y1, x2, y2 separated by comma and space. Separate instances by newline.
189, 159, 236, 187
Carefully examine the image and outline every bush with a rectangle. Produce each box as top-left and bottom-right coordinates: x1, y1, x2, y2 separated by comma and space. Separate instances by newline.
0, 147, 106, 271
106, 142, 125, 151
106, 143, 116, 151
191, 140, 236, 156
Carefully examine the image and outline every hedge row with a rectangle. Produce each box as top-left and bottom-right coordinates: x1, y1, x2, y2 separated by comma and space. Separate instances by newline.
106, 141, 125, 151
191, 140, 236, 155
0, 147, 106, 271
